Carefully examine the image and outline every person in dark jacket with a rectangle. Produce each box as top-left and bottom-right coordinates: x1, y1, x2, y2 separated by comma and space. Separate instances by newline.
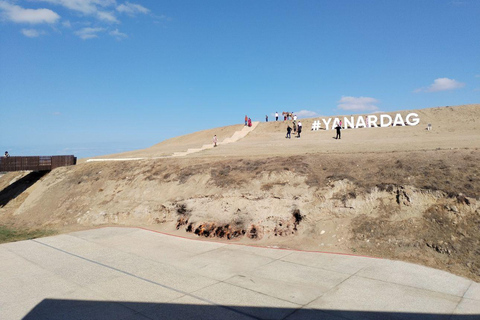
286, 125, 292, 139
335, 122, 341, 139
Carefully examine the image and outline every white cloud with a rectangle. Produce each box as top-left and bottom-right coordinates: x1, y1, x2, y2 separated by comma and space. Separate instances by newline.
95, 10, 118, 22
38, 0, 116, 14
21, 28, 45, 37
337, 96, 379, 112
3, 0, 158, 39
415, 77, 466, 92
475, 75, 480, 78
294, 110, 319, 118
0, 1, 60, 24
75, 27, 104, 39
37, 0, 119, 22
117, 2, 149, 16
109, 28, 127, 40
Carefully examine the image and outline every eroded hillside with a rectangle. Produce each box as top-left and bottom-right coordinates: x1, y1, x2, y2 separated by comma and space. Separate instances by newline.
1, 148, 479, 281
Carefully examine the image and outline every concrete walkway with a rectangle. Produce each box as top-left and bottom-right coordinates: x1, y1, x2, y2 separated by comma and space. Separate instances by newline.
1, 227, 479, 320
86, 122, 259, 162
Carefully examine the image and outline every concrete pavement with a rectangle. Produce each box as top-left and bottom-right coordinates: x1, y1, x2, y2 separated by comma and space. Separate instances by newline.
0, 227, 479, 320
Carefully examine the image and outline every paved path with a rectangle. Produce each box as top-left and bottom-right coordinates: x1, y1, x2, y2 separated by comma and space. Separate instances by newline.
86, 122, 259, 162
1, 227, 479, 320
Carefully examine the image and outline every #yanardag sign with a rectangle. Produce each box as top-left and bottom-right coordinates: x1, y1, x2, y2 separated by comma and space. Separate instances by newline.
312, 113, 420, 130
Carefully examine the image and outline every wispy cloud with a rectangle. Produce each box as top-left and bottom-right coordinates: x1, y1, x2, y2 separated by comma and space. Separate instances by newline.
475, 75, 480, 78
414, 77, 465, 92
75, 27, 104, 39
2, 1, 159, 40
95, 10, 118, 23
450, 1, 468, 6
294, 110, 319, 118
0, 1, 60, 24
37, 0, 118, 22
109, 28, 127, 40
337, 96, 379, 112
117, 1, 150, 16
21, 28, 46, 37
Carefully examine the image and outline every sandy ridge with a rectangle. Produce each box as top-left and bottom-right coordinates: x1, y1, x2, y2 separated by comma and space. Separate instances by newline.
86, 121, 259, 162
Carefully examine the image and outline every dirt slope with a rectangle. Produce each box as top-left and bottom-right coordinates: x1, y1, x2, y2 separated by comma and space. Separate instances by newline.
1, 104, 479, 281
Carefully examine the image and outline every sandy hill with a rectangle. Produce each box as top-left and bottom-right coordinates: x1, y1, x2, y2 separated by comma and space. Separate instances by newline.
1, 104, 479, 282
89, 104, 479, 160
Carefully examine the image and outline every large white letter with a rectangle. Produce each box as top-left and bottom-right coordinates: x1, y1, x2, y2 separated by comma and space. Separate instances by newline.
380, 114, 393, 127
356, 116, 366, 129
344, 116, 355, 129
405, 113, 420, 126
322, 118, 332, 130
367, 115, 378, 127
331, 118, 341, 130
393, 113, 405, 126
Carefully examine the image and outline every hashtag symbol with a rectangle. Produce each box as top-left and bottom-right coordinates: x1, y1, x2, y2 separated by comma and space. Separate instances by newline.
311, 120, 321, 131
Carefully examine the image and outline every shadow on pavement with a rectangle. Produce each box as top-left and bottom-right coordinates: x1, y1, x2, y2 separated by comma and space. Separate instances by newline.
24, 299, 479, 320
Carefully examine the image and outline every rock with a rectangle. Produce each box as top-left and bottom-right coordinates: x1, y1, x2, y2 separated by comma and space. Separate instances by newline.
457, 194, 470, 205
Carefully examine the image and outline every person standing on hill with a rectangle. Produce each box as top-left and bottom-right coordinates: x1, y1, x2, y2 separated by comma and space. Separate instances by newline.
245, 115, 248, 126
275, 112, 278, 121
265, 115, 268, 122
4, 151, 10, 157
297, 121, 302, 138
286, 125, 292, 138
213, 135, 218, 147
248, 118, 252, 127
335, 122, 341, 139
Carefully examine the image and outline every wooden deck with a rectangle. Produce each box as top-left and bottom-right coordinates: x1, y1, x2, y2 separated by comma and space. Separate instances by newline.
0, 156, 76, 172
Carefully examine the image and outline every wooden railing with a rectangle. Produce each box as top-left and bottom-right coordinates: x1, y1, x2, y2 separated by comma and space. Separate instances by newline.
0, 155, 77, 172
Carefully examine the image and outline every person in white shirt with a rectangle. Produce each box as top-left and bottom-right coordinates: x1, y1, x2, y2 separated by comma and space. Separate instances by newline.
297, 121, 302, 138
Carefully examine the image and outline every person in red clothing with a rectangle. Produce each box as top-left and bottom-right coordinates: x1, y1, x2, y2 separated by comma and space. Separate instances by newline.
248, 118, 252, 127
245, 115, 248, 126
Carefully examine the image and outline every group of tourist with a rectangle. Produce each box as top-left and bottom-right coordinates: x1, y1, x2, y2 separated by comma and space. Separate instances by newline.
286, 118, 343, 140
286, 120, 303, 138
270, 111, 296, 122
244, 115, 252, 127
213, 113, 344, 147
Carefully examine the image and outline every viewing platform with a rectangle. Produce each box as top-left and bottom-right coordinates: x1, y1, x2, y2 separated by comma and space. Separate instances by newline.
0, 155, 76, 172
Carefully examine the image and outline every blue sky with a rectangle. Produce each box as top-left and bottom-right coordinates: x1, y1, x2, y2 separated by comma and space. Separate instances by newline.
1, 0, 479, 158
